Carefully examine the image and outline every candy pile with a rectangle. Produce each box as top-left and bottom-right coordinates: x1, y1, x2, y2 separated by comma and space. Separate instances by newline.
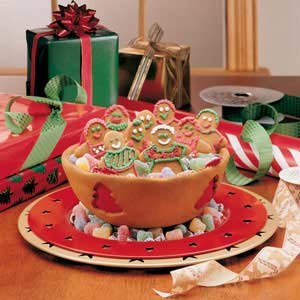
70, 199, 225, 242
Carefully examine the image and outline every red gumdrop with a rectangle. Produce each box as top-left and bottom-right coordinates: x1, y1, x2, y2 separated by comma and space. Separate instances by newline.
117, 225, 130, 241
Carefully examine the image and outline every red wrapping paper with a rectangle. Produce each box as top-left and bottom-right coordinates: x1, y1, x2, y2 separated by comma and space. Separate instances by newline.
0, 94, 106, 180
0, 156, 66, 212
218, 120, 300, 177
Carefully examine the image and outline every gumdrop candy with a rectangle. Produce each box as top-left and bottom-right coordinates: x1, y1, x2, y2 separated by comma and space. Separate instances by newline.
189, 217, 206, 233
69, 154, 77, 164
166, 229, 183, 240
74, 215, 87, 231
88, 214, 105, 225
175, 224, 188, 235
83, 153, 99, 169
84, 222, 100, 235
161, 167, 176, 178
137, 230, 153, 241
92, 225, 112, 238
189, 157, 206, 170
117, 225, 130, 241
134, 160, 151, 177
75, 156, 90, 172
149, 227, 163, 239
201, 214, 215, 231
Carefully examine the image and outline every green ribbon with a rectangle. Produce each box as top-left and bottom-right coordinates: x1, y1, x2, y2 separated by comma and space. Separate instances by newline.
4, 75, 87, 171
223, 94, 300, 138
225, 98, 300, 185
225, 119, 273, 186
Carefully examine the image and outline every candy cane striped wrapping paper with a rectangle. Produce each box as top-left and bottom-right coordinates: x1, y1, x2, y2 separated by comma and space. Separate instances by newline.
218, 120, 300, 177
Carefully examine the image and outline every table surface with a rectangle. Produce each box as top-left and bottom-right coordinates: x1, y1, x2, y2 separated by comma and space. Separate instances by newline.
1, 76, 300, 300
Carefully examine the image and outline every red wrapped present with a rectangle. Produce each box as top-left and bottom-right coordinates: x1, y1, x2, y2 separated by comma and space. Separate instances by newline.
0, 93, 106, 180
218, 120, 300, 177
0, 156, 66, 212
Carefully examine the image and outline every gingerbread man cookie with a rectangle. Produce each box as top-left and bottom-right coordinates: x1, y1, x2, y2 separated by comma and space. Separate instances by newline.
136, 109, 157, 139
153, 99, 178, 129
175, 116, 211, 154
140, 124, 187, 173
74, 118, 107, 159
196, 108, 227, 153
125, 119, 149, 154
104, 104, 130, 132
99, 131, 137, 175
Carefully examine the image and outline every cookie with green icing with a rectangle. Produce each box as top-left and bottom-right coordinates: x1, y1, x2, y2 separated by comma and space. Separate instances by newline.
153, 99, 178, 129
99, 131, 137, 175
126, 119, 149, 154
140, 124, 187, 173
196, 108, 227, 153
104, 104, 130, 132
136, 110, 157, 139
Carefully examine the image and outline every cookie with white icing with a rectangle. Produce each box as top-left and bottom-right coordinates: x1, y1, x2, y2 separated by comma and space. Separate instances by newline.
140, 124, 187, 173
153, 99, 178, 129
74, 118, 107, 159
136, 109, 157, 139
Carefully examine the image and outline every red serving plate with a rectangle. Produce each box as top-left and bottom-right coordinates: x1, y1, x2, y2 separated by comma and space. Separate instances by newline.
27, 183, 268, 259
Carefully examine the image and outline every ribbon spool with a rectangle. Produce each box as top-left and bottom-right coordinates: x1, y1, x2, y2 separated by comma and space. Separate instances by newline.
200, 85, 300, 138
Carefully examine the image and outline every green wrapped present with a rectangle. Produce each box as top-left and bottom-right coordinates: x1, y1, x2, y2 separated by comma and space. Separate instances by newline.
26, 1, 118, 107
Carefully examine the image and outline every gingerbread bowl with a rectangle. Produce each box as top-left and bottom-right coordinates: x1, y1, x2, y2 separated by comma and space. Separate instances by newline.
62, 145, 230, 228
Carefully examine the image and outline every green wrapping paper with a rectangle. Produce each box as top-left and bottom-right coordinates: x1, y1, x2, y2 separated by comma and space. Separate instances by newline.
26, 27, 119, 107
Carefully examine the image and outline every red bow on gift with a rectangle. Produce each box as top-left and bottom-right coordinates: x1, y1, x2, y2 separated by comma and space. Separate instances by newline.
48, 1, 99, 37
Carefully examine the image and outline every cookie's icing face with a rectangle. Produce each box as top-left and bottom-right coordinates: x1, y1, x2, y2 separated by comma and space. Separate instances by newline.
131, 125, 144, 142
137, 110, 156, 130
155, 104, 175, 124
152, 128, 174, 147
198, 112, 217, 132
109, 109, 127, 124
181, 122, 197, 138
87, 123, 106, 144
104, 132, 125, 151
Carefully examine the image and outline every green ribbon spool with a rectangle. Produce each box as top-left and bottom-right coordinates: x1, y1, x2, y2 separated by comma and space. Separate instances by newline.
4, 75, 87, 171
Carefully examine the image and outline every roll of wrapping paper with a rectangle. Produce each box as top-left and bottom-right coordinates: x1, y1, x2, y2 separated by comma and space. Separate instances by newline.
154, 167, 300, 298
200, 85, 300, 138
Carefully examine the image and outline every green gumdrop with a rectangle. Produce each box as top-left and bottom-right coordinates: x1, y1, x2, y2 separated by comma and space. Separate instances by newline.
175, 224, 188, 234
189, 158, 207, 170
201, 214, 215, 231
134, 160, 151, 176
137, 230, 153, 241
102, 223, 113, 230
198, 153, 215, 159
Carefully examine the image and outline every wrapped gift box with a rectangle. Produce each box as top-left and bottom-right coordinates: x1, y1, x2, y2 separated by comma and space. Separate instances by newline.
119, 42, 191, 109
0, 156, 66, 212
0, 94, 106, 180
26, 27, 118, 107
